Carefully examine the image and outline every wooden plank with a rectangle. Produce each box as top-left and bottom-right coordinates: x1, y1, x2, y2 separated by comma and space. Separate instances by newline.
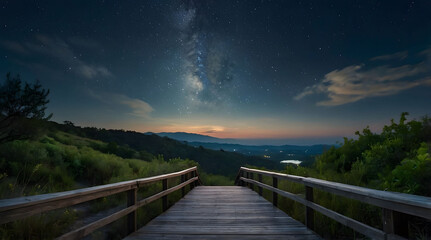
140, 226, 312, 235
149, 218, 298, 225
137, 177, 198, 208
125, 233, 321, 240
0, 184, 136, 225
241, 177, 387, 240
136, 167, 197, 187
162, 179, 168, 212
189, 171, 195, 190
127, 188, 137, 234
302, 177, 431, 220
0, 167, 198, 225
239, 167, 431, 220
273, 176, 278, 207
124, 186, 320, 240
58, 204, 138, 239
305, 186, 314, 230
0, 181, 135, 212
240, 167, 304, 183
383, 209, 409, 239
258, 174, 263, 196
0, 167, 197, 212
58, 177, 199, 239
180, 174, 185, 197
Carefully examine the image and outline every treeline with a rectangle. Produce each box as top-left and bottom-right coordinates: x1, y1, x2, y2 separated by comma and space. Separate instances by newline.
274, 113, 431, 238
0, 118, 282, 238
50, 121, 283, 177
0, 130, 199, 198
0, 130, 199, 239
309, 112, 431, 196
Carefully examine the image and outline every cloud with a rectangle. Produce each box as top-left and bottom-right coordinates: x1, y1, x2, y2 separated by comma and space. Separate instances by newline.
113, 94, 153, 118
1, 35, 112, 80
68, 37, 101, 49
295, 48, 431, 106
190, 125, 225, 134
371, 51, 408, 61
86, 90, 153, 118
78, 65, 112, 79
1, 41, 28, 54
158, 124, 227, 135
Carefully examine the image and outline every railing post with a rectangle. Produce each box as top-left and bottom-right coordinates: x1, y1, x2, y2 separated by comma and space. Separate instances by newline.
127, 188, 137, 234
245, 172, 250, 188
190, 171, 195, 190
258, 174, 262, 196
272, 176, 278, 207
181, 174, 186, 197
194, 170, 199, 187
382, 209, 408, 238
241, 170, 245, 187
249, 172, 254, 191
162, 179, 168, 212
305, 186, 314, 230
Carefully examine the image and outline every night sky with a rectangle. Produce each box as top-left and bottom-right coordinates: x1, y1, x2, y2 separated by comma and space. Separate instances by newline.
1, 1, 430, 145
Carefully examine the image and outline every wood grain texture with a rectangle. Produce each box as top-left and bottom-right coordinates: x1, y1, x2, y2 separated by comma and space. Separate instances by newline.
0, 167, 198, 225
57, 177, 199, 239
239, 167, 431, 220
240, 177, 388, 240
239, 167, 427, 240
124, 186, 320, 240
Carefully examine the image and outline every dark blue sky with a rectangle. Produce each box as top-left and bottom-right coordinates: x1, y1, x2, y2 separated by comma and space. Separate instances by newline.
1, 0, 430, 144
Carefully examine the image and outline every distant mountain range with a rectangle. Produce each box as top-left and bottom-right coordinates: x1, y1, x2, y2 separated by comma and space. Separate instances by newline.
149, 132, 237, 144
148, 132, 335, 166
50, 125, 283, 176
149, 132, 339, 146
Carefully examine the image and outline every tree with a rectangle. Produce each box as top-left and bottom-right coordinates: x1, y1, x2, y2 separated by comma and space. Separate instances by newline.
0, 73, 52, 143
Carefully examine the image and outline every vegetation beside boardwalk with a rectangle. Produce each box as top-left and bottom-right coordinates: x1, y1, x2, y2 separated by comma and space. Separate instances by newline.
1, 113, 430, 239
255, 113, 431, 239
1, 76, 430, 239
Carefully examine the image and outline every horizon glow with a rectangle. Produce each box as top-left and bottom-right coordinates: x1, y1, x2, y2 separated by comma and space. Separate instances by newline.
1, 1, 430, 145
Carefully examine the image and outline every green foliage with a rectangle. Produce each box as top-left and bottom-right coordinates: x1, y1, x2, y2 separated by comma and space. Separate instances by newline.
0, 73, 51, 119
199, 172, 234, 186
314, 113, 431, 189
0, 73, 52, 143
0, 128, 201, 239
51, 122, 283, 176
3, 110, 429, 239
384, 143, 431, 195
277, 113, 431, 238
0, 208, 77, 240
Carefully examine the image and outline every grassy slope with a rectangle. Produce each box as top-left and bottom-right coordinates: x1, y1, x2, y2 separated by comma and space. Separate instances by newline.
0, 129, 205, 239
259, 114, 431, 239
52, 122, 283, 176
0, 130, 198, 198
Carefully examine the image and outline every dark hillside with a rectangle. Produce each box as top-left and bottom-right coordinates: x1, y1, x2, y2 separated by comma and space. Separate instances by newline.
52, 122, 282, 176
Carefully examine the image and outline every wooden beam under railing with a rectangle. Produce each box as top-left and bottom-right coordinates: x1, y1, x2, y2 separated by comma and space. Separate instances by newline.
237, 166, 431, 240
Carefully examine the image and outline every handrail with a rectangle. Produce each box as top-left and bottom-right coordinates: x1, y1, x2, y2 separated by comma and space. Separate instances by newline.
237, 167, 431, 240
0, 166, 200, 239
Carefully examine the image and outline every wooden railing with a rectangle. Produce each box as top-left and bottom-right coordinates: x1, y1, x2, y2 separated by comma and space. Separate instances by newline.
0, 166, 201, 239
236, 167, 431, 240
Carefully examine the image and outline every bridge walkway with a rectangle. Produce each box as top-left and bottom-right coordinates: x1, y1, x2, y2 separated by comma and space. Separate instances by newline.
124, 186, 320, 240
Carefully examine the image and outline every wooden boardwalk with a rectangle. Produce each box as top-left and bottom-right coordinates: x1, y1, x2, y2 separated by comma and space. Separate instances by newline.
124, 186, 320, 240
2, 167, 429, 239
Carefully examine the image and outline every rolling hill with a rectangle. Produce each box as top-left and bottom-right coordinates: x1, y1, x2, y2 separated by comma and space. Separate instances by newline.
54, 123, 283, 176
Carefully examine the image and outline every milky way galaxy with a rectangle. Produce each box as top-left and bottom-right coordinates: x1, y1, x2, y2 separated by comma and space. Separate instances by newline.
1, 0, 430, 144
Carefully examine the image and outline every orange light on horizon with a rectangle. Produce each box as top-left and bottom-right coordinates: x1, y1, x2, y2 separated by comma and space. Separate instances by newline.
116, 118, 358, 140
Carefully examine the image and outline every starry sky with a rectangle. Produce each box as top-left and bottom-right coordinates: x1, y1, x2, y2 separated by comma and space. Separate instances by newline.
1, 0, 430, 145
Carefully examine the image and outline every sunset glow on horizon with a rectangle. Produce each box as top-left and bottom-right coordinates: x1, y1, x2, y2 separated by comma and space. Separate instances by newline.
1, 1, 430, 145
